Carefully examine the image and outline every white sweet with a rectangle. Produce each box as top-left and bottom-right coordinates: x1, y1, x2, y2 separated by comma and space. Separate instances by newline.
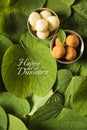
28, 9, 60, 39
30, 25, 36, 31
47, 16, 60, 32
28, 12, 41, 27
37, 31, 49, 39
36, 19, 48, 32
40, 10, 52, 19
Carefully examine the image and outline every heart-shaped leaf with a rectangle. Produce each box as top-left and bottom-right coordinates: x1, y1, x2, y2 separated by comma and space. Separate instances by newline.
64, 76, 85, 106
8, 114, 28, 130
0, 92, 30, 119
1, 42, 57, 98
54, 69, 73, 94
45, 0, 75, 21
1, 45, 31, 98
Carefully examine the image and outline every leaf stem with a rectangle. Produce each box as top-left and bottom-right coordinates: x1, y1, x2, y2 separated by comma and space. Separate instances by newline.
20, 40, 27, 50
74, 65, 81, 75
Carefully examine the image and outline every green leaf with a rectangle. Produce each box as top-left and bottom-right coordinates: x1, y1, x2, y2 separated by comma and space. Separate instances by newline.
64, 76, 85, 107
64, 62, 81, 75
46, 92, 64, 105
8, 114, 28, 130
44, 108, 87, 130
80, 63, 87, 77
17, 0, 46, 16
79, 38, 87, 77
29, 90, 53, 115
0, 92, 30, 119
0, 34, 12, 64
58, 29, 66, 43
0, 0, 46, 40
0, 34, 12, 89
73, 78, 87, 116
1, 42, 57, 98
30, 102, 63, 124
3, 11, 28, 41
63, 58, 87, 77
45, 0, 75, 21
71, 12, 87, 38
0, 0, 17, 8
61, 0, 87, 38
20, 35, 57, 97
0, 106, 7, 130
1, 45, 31, 98
61, 10, 87, 38
79, 56, 87, 77
29, 108, 87, 130
0, 0, 46, 15
20, 32, 50, 47
56, 69, 73, 94
29, 92, 63, 126
72, 0, 87, 20
0, 12, 5, 33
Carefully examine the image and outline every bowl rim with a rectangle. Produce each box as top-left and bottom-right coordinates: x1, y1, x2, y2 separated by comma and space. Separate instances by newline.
50, 29, 84, 64
27, 7, 60, 40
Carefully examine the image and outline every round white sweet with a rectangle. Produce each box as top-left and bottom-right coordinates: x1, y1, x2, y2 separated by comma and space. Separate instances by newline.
36, 19, 48, 32
30, 25, 36, 31
47, 16, 60, 32
37, 31, 49, 39
28, 12, 41, 27
40, 10, 52, 19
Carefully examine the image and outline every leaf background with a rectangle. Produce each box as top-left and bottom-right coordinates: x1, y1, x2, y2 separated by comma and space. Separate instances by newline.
0, 0, 87, 129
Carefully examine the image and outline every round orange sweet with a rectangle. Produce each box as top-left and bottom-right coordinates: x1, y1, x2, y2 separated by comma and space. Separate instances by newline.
66, 34, 79, 48
52, 45, 65, 59
65, 47, 77, 61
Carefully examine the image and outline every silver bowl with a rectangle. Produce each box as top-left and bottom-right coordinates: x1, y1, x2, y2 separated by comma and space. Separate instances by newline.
50, 30, 84, 64
27, 8, 60, 40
